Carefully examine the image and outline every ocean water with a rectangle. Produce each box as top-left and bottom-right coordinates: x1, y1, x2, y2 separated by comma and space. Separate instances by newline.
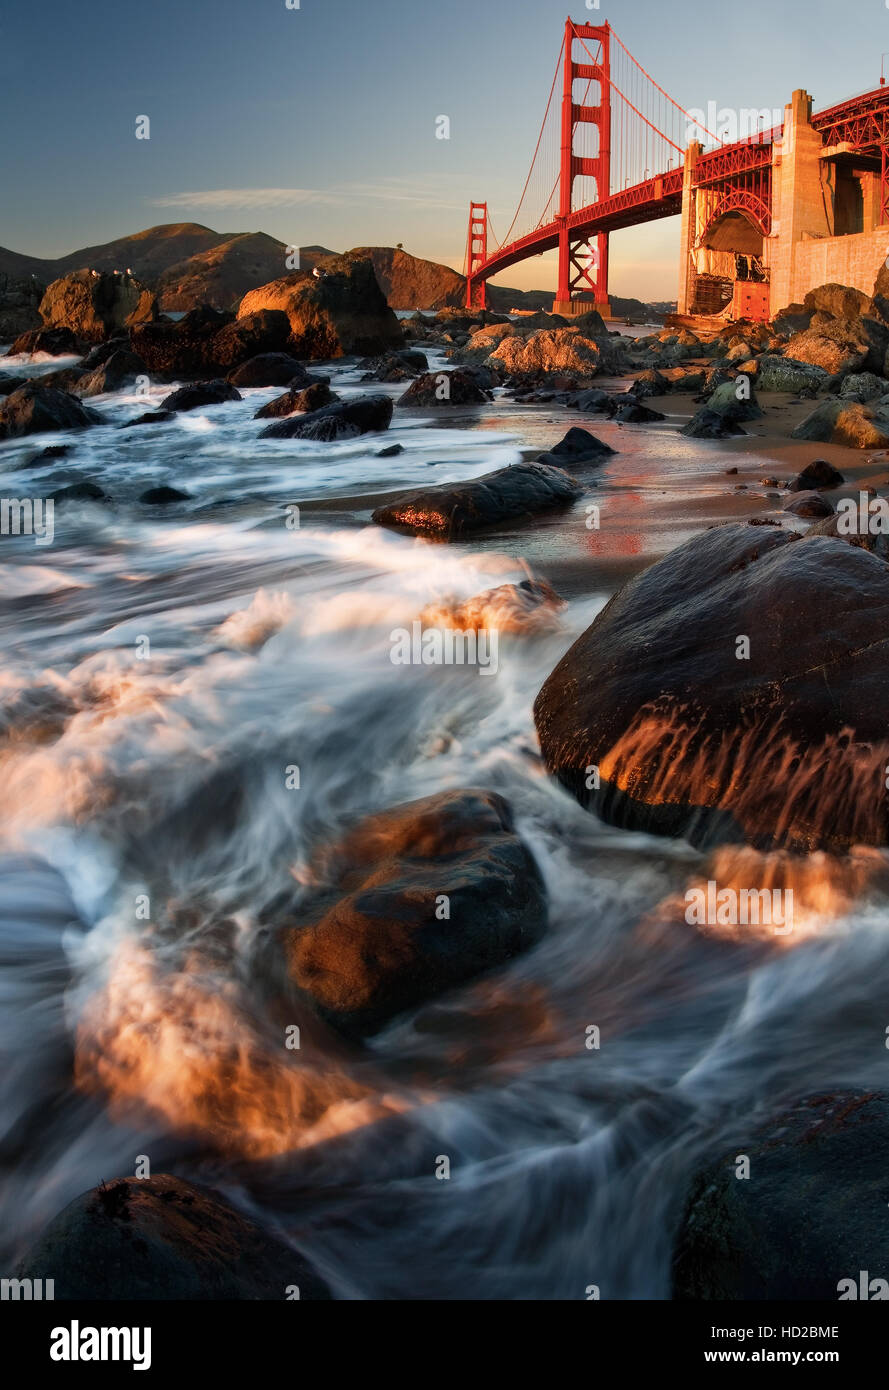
0, 345, 886, 1299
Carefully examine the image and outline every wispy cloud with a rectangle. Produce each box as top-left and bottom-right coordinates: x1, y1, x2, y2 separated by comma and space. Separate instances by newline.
147, 180, 465, 214
147, 188, 341, 210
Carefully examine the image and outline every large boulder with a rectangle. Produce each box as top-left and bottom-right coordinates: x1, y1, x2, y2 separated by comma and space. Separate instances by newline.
265, 789, 547, 1037
803, 283, 871, 320
785, 314, 887, 376
533, 522, 889, 851
16, 1174, 330, 1300
130, 305, 234, 378
259, 392, 392, 440
398, 368, 490, 406
791, 398, 889, 448
490, 327, 609, 380
372, 461, 582, 538
0, 384, 96, 439
236, 254, 401, 358
673, 1093, 889, 1300
39, 269, 157, 344
208, 309, 292, 369
783, 489, 834, 518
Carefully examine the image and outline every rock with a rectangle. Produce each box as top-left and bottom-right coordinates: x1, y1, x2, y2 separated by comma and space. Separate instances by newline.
792, 399, 889, 449
398, 368, 490, 406
50, 481, 111, 504
226, 352, 310, 387
253, 380, 336, 419
130, 305, 234, 378
16, 1174, 330, 1300
783, 490, 835, 518
536, 426, 615, 468
533, 522, 889, 851
266, 789, 547, 1037
784, 319, 874, 376
361, 350, 428, 382
78, 336, 130, 369
72, 349, 148, 397
209, 310, 293, 370
672, 1092, 889, 1300
154, 231, 295, 312
789, 459, 845, 490
614, 402, 665, 423
139, 486, 191, 504
575, 388, 613, 412
703, 379, 764, 421
803, 283, 871, 320
236, 254, 401, 358
680, 408, 746, 438
160, 380, 241, 412
260, 392, 392, 441
7, 326, 80, 358
119, 411, 174, 429
771, 305, 814, 338
377, 443, 404, 457
39, 269, 157, 344
420, 577, 564, 636
490, 327, 609, 380
0, 385, 96, 440
0, 272, 44, 340
755, 355, 828, 394
372, 461, 582, 538
838, 371, 885, 403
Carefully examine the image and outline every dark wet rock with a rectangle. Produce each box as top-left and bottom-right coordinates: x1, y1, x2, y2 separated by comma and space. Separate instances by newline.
210, 310, 293, 371
16, 1174, 331, 1300
574, 388, 612, 412
78, 337, 129, 370
237, 254, 401, 358
226, 352, 310, 388
702, 379, 764, 421
7, 326, 80, 358
72, 349, 148, 398
119, 410, 175, 429
771, 306, 815, 338
536, 426, 614, 468
372, 460, 581, 538
808, 509, 889, 560
789, 459, 845, 491
361, 350, 428, 382
253, 380, 336, 419
0, 371, 18, 396
27, 366, 86, 392
139, 486, 191, 504
266, 789, 547, 1037
398, 368, 490, 407
614, 402, 665, 423
260, 392, 392, 441
130, 305, 234, 379
680, 408, 746, 439
672, 1092, 889, 1301
50, 481, 111, 504
377, 443, 404, 457
160, 380, 241, 413
533, 522, 889, 851
33, 444, 72, 461
783, 490, 835, 518
0, 385, 97, 440
0, 272, 44, 341
792, 398, 889, 448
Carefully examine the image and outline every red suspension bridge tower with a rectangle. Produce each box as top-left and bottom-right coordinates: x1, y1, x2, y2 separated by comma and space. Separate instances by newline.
555, 17, 611, 316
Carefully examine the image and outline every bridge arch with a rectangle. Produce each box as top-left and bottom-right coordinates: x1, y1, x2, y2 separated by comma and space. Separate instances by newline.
697, 193, 771, 247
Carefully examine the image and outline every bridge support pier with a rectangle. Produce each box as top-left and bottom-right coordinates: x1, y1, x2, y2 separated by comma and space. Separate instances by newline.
554, 228, 611, 318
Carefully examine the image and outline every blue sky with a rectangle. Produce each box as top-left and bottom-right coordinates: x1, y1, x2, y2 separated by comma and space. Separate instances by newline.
1, 0, 887, 299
